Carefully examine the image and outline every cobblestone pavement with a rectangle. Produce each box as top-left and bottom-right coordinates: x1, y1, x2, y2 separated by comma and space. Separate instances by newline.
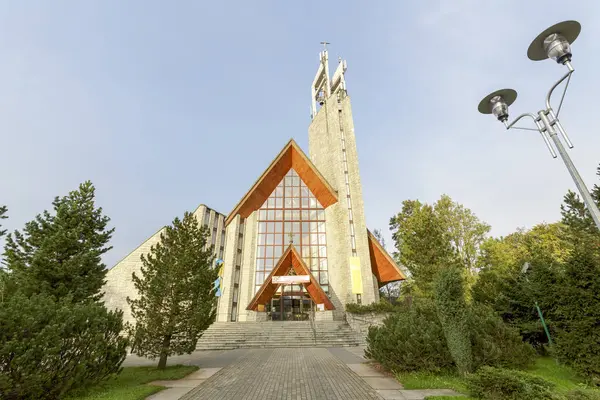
179, 348, 383, 400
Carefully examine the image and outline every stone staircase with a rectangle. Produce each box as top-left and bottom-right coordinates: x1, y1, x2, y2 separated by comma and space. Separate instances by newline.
195, 321, 361, 350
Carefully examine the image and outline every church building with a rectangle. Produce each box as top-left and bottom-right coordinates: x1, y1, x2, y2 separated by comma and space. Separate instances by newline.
103, 48, 405, 325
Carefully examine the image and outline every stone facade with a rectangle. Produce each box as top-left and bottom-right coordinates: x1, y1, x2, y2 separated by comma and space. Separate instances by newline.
103, 204, 226, 326
308, 92, 380, 310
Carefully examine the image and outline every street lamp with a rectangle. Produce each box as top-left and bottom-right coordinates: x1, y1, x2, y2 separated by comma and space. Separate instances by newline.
521, 262, 553, 345
478, 20, 600, 231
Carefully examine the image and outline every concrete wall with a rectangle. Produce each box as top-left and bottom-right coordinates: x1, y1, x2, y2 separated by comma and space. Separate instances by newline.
216, 215, 241, 322
103, 204, 226, 326
238, 211, 258, 321
103, 227, 165, 325
345, 312, 391, 344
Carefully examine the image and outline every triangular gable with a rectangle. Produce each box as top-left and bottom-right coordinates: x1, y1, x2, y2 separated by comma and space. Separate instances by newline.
367, 230, 407, 286
225, 139, 338, 226
246, 244, 334, 311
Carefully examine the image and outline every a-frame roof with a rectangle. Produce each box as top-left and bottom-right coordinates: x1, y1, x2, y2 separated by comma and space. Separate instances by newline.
367, 230, 407, 286
225, 139, 338, 226
246, 244, 334, 311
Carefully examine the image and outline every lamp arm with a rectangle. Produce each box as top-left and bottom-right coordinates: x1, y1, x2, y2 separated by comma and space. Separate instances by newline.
546, 69, 574, 112
505, 113, 538, 129
505, 113, 557, 158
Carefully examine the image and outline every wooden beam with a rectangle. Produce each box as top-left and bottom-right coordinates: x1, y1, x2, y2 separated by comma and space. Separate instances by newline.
225, 139, 338, 226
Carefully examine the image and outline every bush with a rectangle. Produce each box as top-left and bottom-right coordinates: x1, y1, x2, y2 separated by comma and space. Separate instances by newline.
0, 293, 128, 399
365, 298, 454, 372
563, 389, 600, 400
434, 268, 472, 374
469, 303, 536, 370
346, 300, 396, 314
467, 366, 559, 400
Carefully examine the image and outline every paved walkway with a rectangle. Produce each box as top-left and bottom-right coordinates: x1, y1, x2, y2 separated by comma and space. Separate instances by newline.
137, 347, 463, 400
180, 348, 382, 400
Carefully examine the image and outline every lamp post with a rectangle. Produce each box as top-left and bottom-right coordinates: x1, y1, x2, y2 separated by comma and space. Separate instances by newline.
521, 262, 553, 346
478, 20, 600, 231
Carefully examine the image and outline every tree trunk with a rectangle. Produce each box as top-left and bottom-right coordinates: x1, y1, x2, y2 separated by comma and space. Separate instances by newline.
157, 335, 171, 369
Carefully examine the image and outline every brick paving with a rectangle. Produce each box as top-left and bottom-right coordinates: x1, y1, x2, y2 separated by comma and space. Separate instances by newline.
179, 348, 383, 400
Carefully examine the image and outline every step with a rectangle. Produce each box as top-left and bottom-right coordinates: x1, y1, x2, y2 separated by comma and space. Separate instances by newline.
195, 321, 360, 350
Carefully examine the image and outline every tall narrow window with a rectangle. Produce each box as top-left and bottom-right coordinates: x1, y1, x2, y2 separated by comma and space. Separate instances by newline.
255, 169, 328, 294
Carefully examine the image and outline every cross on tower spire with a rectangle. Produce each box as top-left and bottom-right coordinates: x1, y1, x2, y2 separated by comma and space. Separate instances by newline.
320, 41, 330, 51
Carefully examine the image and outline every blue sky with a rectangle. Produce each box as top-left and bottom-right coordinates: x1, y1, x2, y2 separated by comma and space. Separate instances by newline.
1, 1, 599, 268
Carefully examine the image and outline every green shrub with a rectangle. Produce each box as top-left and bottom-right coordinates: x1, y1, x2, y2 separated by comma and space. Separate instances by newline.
467, 366, 560, 400
0, 292, 128, 399
346, 300, 396, 314
563, 389, 600, 400
365, 298, 454, 372
469, 303, 536, 370
435, 268, 473, 374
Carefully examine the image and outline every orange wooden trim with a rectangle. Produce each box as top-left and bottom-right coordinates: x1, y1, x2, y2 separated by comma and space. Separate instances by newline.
246, 244, 334, 311
225, 139, 338, 227
367, 230, 406, 285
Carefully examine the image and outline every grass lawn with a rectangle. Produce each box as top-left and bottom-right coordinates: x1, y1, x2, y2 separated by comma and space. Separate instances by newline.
397, 357, 600, 399
65, 365, 198, 400
395, 370, 469, 393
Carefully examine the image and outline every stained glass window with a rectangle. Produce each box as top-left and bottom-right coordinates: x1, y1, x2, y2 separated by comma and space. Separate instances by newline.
255, 169, 328, 293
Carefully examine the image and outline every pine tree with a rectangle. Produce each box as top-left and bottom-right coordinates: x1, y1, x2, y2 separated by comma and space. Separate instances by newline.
0, 205, 7, 238
0, 206, 7, 303
561, 164, 600, 236
127, 211, 218, 369
0, 188, 127, 398
552, 234, 600, 383
3, 181, 113, 303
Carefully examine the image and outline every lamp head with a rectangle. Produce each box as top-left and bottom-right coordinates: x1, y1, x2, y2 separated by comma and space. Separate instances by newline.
478, 89, 518, 123
527, 20, 581, 64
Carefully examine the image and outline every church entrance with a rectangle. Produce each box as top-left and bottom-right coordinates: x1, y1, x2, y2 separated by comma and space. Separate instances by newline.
268, 285, 314, 321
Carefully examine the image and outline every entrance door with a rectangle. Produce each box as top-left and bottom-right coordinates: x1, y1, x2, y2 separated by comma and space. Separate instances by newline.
282, 295, 294, 321
270, 297, 281, 321
268, 285, 314, 321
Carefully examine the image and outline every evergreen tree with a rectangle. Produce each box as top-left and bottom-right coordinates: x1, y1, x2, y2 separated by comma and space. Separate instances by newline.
0, 188, 127, 399
3, 182, 113, 303
0, 205, 7, 238
0, 206, 7, 303
127, 211, 218, 369
0, 293, 128, 399
434, 266, 473, 374
552, 234, 600, 383
561, 163, 600, 236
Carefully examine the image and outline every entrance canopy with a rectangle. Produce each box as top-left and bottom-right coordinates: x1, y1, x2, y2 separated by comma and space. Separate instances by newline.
246, 244, 334, 311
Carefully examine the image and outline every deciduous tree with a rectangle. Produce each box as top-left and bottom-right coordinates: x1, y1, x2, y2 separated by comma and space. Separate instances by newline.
389, 195, 490, 293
